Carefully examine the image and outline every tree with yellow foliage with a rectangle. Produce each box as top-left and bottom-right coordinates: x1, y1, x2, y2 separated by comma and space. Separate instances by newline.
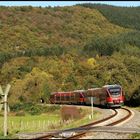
87, 58, 96, 67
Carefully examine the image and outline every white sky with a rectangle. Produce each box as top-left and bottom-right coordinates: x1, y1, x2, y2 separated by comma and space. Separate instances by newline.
0, 1, 140, 7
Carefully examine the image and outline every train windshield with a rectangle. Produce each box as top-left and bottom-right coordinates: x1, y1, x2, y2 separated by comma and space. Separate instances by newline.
108, 87, 121, 96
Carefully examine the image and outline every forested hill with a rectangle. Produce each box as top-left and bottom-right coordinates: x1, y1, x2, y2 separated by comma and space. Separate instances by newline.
0, 5, 126, 64
77, 3, 140, 30
0, 5, 140, 107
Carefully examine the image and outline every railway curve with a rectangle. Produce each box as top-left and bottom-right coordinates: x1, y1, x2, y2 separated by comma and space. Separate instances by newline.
31, 107, 133, 139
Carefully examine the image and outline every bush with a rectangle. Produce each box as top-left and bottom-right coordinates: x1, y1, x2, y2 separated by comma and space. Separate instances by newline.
28, 105, 42, 115
15, 111, 25, 116
61, 106, 81, 121
10, 103, 24, 112
10, 103, 60, 115
42, 105, 60, 113
129, 86, 140, 106
10, 102, 36, 113
130, 133, 140, 139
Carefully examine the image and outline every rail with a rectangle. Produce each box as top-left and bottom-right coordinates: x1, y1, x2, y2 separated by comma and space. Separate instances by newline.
22, 107, 132, 139
34, 109, 117, 139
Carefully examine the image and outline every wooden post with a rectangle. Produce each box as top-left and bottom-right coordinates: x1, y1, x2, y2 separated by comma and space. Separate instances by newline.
3, 84, 11, 136
4, 93, 8, 136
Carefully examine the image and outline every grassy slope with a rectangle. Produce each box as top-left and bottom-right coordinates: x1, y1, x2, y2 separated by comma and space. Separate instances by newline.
78, 3, 140, 30
0, 6, 127, 53
0, 106, 100, 138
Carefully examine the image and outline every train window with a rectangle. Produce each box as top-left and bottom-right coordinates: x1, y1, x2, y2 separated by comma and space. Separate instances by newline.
56, 96, 60, 100
66, 95, 69, 100
71, 95, 74, 99
60, 95, 63, 100
64, 94, 66, 100
109, 88, 121, 96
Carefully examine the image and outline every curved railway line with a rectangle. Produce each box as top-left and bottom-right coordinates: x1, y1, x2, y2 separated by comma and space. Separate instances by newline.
33, 107, 133, 139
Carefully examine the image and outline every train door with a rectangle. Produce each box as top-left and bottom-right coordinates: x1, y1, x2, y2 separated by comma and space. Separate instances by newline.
86, 90, 91, 105
99, 89, 106, 105
56, 94, 59, 104
66, 94, 69, 104
71, 93, 75, 104
79, 93, 85, 104
50, 94, 55, 104
84, 91, 91, 105
64, 94, 66, 104
60, 93, 64, 104
59, 93, 62, 103
65, 93, 70, 104
75, 93, 79, 104
89, 90, 99, 105
69, 92, 72, 104
94, 90, 100, 105
54, 95, 57, 103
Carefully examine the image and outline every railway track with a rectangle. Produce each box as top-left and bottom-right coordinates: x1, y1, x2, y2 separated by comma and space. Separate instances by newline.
33, 107, 132, 139
66, 107, 132, 139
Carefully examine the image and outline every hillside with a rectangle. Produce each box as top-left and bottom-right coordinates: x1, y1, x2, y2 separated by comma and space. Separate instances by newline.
0, 5, 139, 106
0, 6, 128, 66
77, 3, 140, 30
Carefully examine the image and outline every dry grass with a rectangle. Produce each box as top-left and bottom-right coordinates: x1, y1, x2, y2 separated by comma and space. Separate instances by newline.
60, 106, 82, 121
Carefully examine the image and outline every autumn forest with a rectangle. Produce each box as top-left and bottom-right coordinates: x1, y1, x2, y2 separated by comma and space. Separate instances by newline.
0, 4, 140, 108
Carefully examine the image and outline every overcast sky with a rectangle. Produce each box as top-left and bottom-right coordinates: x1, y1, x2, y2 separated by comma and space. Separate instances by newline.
0, 1, 140, 7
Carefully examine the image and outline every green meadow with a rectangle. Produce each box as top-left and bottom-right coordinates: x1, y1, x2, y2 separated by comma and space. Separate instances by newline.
0, 105, 100, 139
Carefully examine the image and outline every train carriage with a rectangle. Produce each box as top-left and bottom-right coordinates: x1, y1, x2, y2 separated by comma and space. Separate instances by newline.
73, 90, 86, 104
50, 90, 86, 105
50, 84, 125, 108
85, 88, 107, 105
50, 91, 72, 104
85, 85, 125, 107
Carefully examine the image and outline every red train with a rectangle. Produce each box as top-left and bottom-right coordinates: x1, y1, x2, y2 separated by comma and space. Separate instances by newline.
50, 85, 125, 107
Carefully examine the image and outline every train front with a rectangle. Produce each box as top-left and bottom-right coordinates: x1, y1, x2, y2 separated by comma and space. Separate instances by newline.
105, 85, 125, 107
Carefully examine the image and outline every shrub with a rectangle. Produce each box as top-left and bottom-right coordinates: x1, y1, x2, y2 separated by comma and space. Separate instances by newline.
10, 103, 23, 112
28, 105, 42, 115
10, 103, 60, 115
130, 133, 140, 139
61, 106, 81, 121
15, 111, 25, 116
129, 86, 140, 106
10, 102, 35, 112
42, 105, 60, 113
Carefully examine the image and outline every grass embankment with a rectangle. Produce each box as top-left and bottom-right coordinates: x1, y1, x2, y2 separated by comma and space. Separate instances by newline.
0, 105, 101, 139
0, 112, 60, 139
129, 106, 140, 139
60, 106, 100, 130
130, 133, 140, 139
132, 107, 140, 112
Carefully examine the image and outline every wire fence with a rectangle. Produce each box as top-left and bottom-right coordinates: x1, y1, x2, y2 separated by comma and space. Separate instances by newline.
0, 119, 73, 134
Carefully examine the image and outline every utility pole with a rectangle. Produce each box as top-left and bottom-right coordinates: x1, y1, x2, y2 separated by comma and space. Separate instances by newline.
0, 84, 11, 137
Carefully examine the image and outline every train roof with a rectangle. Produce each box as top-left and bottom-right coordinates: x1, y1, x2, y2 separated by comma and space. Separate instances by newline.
73, 90, 86, 92
88, 88, 101, 90
103, 84, 121, 88
50, 91, 72, 95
